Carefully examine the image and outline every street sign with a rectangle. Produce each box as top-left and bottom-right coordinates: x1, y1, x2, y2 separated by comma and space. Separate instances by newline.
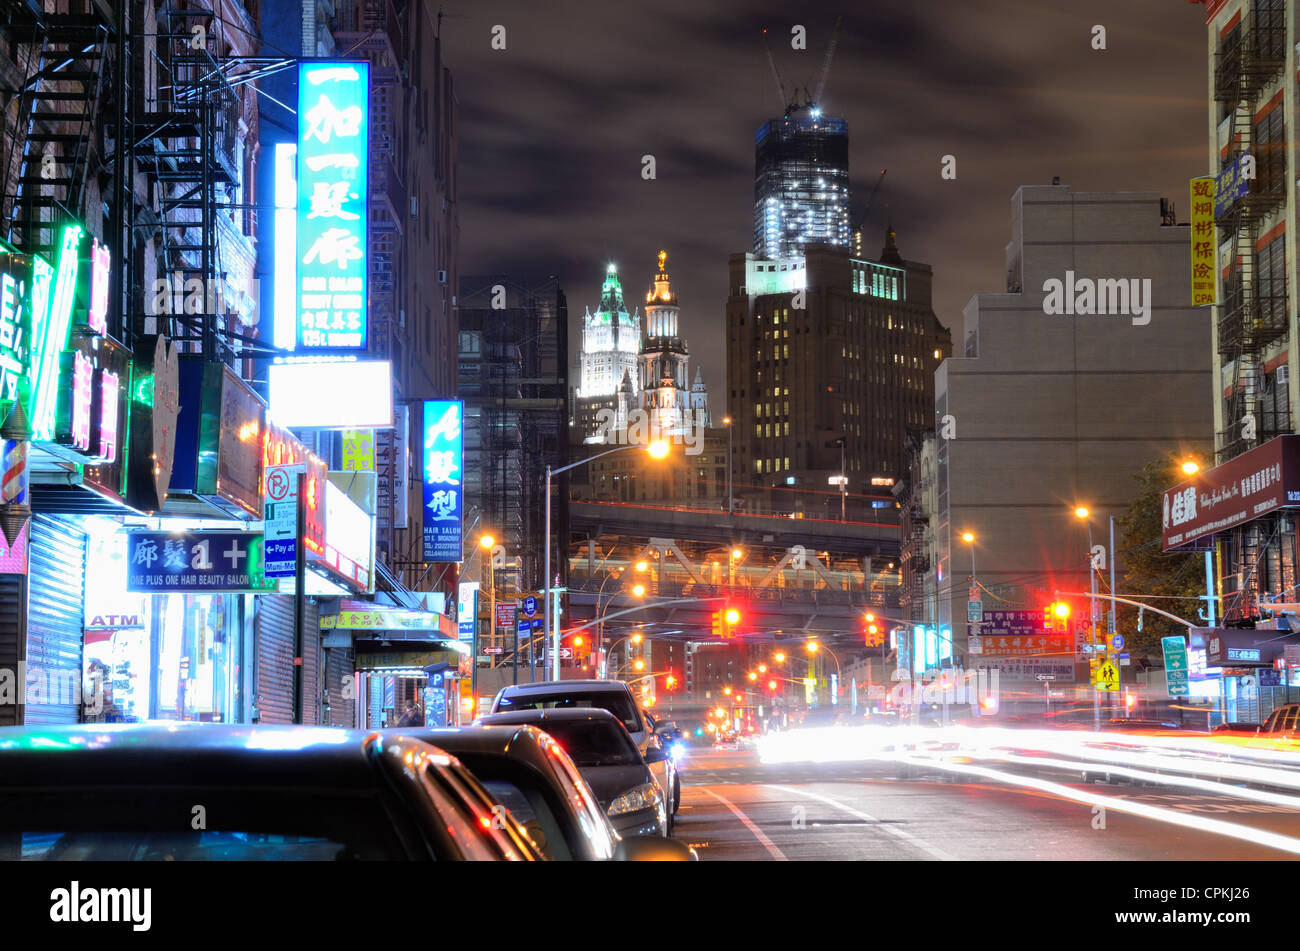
1111, 634, 1125, 650
495, 602, 517, 629
1260, 668, 1281, 687
1162, 635, 1189, 698
1119, 652, 1131, 666
1035, 674, 1056, 682
263, 463, 304, 578
127, 532, 275, 592
1094, 660, 1119, 691
968, 600, 983, 623
483, 646, 503, 655
968, 635, 983, 655
522, 595, 538, 617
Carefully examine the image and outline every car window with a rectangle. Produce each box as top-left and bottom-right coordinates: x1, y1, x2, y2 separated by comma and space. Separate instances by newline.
498, 690, 641, 734
421, 760, 540, 861
0, 789, 410, 861
418, 762, 509, 861
535, 719, 643, 768
480, 779, 571, 861
1282, 708, 1299, 734
1262, 710, 1280, 732
540, 740, 618, 859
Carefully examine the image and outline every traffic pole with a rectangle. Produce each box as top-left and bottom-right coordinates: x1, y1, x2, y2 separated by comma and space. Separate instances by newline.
292, 470, 305, 725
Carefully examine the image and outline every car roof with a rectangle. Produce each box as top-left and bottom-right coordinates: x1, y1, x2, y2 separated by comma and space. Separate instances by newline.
399, 724, 554, 763
497, 679, 633, 695
0, 723, 432, 789
478, 707, 624, 726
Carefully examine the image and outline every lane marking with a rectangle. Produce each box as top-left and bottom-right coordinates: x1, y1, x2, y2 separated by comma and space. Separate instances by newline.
698, 788, 788, 861
768, 784, 956, 861
897, 755, 1300, 857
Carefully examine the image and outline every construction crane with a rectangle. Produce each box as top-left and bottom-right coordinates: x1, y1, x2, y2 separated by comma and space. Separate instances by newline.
811, 16, 843, 108
761, 28, 789, 111
852, 169, 887, 254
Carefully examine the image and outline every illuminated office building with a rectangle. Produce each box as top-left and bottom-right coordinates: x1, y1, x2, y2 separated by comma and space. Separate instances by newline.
753, 105, 851, 260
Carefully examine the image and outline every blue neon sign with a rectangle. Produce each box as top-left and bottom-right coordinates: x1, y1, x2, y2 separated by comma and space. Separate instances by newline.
422, 400, 463, 561
296, 61, 369, 350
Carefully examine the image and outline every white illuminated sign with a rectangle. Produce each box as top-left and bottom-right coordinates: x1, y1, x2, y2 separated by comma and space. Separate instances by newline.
268, 359, 393, 429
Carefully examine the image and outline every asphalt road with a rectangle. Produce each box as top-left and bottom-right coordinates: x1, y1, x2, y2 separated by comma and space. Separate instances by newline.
674, 749, 1300, 860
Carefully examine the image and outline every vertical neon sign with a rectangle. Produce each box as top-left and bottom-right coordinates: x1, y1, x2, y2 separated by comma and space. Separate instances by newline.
422, 400, 462, 561
296, 61, 369, 350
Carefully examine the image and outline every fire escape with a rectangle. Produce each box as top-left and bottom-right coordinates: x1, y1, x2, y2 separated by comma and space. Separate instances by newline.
334, 0, 404, 563
1213, 3, 1287, 464
129, 2, 292, 362
3, 2, 111, 268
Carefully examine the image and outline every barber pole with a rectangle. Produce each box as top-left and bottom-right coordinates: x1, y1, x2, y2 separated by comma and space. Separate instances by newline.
0, 402, 30, 547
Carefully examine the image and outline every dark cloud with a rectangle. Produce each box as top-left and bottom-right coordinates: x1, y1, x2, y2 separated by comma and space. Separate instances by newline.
443, 0, 1206, 397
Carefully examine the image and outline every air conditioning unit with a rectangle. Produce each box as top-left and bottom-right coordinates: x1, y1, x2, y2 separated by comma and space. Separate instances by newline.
1278, 365, 1290, 386
437, 269, 448, 285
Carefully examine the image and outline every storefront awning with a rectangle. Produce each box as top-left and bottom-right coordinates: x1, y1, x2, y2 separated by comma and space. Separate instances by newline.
319, 599, 458, 640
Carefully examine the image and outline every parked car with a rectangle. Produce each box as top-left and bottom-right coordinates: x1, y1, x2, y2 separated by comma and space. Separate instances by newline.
0, 724, 542, 861
477, 708, 672, 838
489, 679, 679, 814
405, 724, 694, 861
1212, 721, 1261, 734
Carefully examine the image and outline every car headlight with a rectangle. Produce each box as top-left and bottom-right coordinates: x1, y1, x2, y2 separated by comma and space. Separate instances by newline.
607, 783, 661, 817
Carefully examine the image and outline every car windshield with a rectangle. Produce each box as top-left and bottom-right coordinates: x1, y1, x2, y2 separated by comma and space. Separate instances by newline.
499, 691, 640, 734
0, 788, 411, 860
536, 719, 642, 768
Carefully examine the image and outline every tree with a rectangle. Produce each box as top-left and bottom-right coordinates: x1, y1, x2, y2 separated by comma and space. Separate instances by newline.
1114, 453, 1205, 658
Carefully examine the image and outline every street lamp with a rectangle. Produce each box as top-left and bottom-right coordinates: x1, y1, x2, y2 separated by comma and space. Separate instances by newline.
805, 640, 841, 708
961, 531, 976, 588
545, 440, 671, 679
1181, 460, 1200, 475
829, 474, 848, 521
722, 415, 734, 515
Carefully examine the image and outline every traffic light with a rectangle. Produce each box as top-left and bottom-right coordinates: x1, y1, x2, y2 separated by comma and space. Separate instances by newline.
863, 613, 882, 646
711, 610, 723, 639
1045, 601, 1071, 634
723, 606, 741, 638
664, 673, 677, 691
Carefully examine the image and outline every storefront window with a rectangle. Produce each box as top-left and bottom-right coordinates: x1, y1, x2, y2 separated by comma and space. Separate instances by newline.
83, 518, 245, 724
155, 593, 243, 723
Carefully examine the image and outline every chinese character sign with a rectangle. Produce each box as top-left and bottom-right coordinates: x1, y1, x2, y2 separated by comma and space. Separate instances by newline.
1190, 177, 1216, 306
297, 61, 369, 350
422, 400, 462, 561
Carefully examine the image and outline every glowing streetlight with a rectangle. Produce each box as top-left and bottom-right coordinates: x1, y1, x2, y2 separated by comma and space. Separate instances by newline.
807, 641, 819, 653
634, 659, 645, 671
631, 583, 646, 597
647, 440, 671, 460
632, 633, 642, 644
758, 664, 767, 673
731, 548, 743, 560
774, 652, 785, 663
723, 687, 732, 696
479, 534, 495, 549
748, 671, 757, 682
1074, 506, 1089, 520
961, 531, 974, 544
635, 560, 648, 572
1181, 460, 1200, 475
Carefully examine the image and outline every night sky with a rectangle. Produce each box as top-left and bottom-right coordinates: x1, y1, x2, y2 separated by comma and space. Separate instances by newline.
443, 1, 1207, 400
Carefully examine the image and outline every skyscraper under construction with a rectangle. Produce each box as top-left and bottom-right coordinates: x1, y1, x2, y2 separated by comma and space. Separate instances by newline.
753, 105, 851, 260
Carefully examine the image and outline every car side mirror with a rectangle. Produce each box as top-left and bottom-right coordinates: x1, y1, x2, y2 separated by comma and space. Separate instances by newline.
612, 837, 696, 861
644, 745, 667, 764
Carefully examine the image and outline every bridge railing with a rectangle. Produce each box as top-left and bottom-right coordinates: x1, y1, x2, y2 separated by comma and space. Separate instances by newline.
566, 572, 899, 611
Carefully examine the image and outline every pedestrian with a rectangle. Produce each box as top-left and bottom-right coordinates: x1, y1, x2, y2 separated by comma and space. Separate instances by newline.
396, 700, 421, 728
